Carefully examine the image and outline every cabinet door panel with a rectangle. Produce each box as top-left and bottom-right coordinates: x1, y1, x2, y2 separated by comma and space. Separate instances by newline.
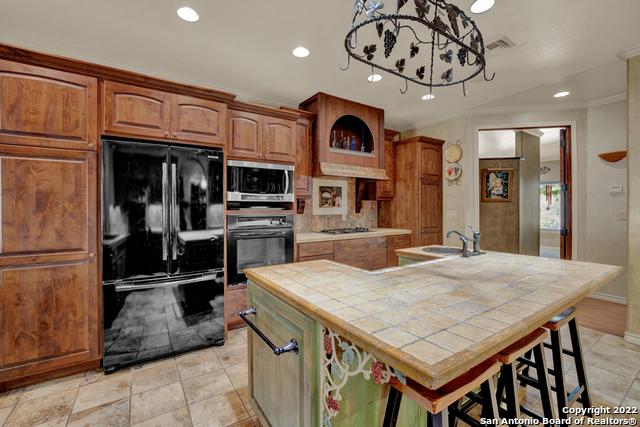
171, 95, 226, 145
334, 237, 388, 270
0, 60, 97, 150
1, 154, 89, 255
420, 143, 441, 180
377, 138, 395, 199
263, 117, 296, 163
0, 146, 95, 262
0, 262, 98, 375
228, 110, 261, 160
419, 180, 442, 245
248, 283, 316, 427
103, 81, 171, 139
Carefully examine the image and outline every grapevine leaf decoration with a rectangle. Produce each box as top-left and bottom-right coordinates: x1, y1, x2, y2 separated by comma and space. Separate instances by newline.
376, 22, 384, 38
397, 0, 408, 10
363, 44, 377, 60
433, 15, 448, 33
446, 4, 461, 37
395, 58, 406, 73
409, 42, 419, 58
416, 65, 425, 80
442, 68, 453, 83
440, 49, 453, 63
383, 29, 397, 58
354, 0, 365, 14
457, 47, 467, 66
414, 0, 430, 20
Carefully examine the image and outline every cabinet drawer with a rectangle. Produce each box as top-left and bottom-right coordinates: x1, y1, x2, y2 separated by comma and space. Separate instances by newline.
334, 248, 388, 271
298, 241, 334, 258
298, 254, 334, 263
333, 237, 387, 253
388, 234, 411, 248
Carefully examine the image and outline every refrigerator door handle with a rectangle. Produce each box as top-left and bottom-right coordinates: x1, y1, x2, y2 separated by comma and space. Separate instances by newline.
162, 162, 168, 261
171, 162, 178, 261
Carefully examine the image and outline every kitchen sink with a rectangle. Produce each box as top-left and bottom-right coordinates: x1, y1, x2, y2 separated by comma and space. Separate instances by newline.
423, 246, 463, 255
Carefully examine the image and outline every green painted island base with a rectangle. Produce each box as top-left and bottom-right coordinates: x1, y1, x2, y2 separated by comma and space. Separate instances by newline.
246, 281, 431, 427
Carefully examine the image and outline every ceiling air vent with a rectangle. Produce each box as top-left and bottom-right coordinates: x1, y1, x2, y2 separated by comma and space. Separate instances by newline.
486, 36, 516, 52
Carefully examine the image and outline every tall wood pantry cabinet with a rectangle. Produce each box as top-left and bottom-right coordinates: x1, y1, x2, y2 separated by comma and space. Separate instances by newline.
391, 136, 444, 247
0, 59, 100, 388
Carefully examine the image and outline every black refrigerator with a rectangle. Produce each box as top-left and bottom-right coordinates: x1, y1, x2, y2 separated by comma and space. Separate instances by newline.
102, 139, 224, 372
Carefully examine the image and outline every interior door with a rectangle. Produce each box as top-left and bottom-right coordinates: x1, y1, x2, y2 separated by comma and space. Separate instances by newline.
169, 146, 224, 275
559, 127, 572, 259
102, 139, 169, 282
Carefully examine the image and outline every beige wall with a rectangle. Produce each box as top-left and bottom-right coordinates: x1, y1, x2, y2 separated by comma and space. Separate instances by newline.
479, 158, 520, 254
627, 55, 640, 338
518, 132, 541, 256
540, 160, 560, 183
587, 101, 628, 300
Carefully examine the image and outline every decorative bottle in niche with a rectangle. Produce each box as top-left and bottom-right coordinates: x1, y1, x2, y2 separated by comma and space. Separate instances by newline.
361, 140, 366, 152
331, 130, 337, 148
350, 136, 357, 151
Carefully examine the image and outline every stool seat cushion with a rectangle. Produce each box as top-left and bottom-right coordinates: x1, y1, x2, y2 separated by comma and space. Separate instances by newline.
390, 359, 500, 414
496, 328, 548, 364
544, 307, 577, 330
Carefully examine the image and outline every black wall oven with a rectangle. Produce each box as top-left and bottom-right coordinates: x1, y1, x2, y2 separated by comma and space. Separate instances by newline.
102, 139, 224, 372
227, 214, 294, 286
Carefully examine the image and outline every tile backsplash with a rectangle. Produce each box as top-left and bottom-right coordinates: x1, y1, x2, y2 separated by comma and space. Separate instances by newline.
296, 178, 377, 232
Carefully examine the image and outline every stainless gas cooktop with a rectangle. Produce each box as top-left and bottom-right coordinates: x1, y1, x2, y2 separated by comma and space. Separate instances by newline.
320, 227, 371, 234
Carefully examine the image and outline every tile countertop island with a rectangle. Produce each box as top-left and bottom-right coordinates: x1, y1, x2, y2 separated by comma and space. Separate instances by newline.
296, 228, 411, 243
243, 249, 621, 427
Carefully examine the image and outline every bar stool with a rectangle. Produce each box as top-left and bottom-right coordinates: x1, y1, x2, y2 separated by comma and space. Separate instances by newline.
494, 328, 556, 423
382, 358, 501, 427
543, 307, 592, 419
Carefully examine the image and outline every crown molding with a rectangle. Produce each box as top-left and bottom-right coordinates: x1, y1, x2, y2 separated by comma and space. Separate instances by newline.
587, 93, 626, 108
619, 46, 640, 60
466, 102, 587, 115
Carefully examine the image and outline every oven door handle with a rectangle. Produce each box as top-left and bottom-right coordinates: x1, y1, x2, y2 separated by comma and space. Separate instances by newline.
284, 170, 290, 195
231, 231, 291, 238
239, 307, 298, 356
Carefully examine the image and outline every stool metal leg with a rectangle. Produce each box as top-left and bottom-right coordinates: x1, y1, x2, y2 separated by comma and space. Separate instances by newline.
569, 318, 592, 412
383, 387, 403, 427
499, 364, 521, 421
427, 409, 449, 427
550, 329, 568, 419
533, 343, 557, 420
480, 377, 500, 421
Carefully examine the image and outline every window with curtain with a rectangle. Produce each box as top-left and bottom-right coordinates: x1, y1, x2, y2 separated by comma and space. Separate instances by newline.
540, 183, 561, 230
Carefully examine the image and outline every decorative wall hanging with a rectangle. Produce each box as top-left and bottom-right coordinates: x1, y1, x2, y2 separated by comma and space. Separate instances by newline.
540, 165, 551, 176
342, 0, 495, 97
481, 168, 513, 202
313, 178, 349, 218
444, 139, 463, 186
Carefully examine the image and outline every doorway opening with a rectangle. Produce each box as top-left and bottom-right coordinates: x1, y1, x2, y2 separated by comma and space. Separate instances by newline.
478, 126, 572, 259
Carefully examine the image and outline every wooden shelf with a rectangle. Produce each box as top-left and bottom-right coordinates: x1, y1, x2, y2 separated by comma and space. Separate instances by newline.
598, 151, 627, 162
328, 147, 375, 158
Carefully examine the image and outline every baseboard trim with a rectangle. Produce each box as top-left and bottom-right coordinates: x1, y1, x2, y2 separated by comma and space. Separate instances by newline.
624, 331, 640, 346
588, 292, 627, 305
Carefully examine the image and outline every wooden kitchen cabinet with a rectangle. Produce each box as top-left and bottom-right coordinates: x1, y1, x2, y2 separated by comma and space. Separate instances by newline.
103, 80, 171, 139
227, 103, 298, 163
282, 109, 315, 198
263, 116, 296, 163
377, 129, 399, 200
226, 286, 248, 331
0, 145, 99, 385
247, 283, 317, 427
0, 59, 97, 151
334, 237, 388, 270
390, 136, 444, 246
228, 110, 262, 159
387, 234, 412, 267
103, 81, 227, 146
171, 94, 227, 145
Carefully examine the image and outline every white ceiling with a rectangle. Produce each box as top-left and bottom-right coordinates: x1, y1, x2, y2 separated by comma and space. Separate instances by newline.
0, 0, 638, 131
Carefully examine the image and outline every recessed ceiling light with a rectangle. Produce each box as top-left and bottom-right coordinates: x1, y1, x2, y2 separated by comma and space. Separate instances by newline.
422, 93, 436, 101
470, 0, 495, 14
368, 73, 382, 82
177, 6, 199, 22
554, 91, 571, 98
292, 46, 310, 58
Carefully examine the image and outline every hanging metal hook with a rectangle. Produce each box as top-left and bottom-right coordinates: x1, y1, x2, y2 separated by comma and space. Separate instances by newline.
483, 67, 496, 81
400, 78, 408, 94
339, 53, 351, 71
462, 81, 468, 97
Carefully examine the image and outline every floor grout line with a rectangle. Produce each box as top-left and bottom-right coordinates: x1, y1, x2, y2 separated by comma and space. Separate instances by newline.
174, 355, 195, 427
64, 384, 82, 426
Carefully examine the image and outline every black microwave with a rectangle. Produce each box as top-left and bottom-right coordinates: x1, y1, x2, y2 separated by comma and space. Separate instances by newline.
227, 160, 294, 203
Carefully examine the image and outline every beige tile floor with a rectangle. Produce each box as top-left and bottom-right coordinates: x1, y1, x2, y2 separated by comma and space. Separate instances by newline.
1, 326, 639, 427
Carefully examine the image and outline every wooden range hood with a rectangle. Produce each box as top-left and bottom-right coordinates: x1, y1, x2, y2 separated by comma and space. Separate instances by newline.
299, 92, 388, 180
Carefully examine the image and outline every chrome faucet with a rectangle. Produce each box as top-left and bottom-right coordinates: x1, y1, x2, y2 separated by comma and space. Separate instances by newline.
446, 229, 471, 257
467, 225, 482, 255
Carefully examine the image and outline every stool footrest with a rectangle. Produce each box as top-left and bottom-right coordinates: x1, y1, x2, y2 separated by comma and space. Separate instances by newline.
543, 342, 575, 356
567, 385, 586, 406
521, 405, 544, 421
